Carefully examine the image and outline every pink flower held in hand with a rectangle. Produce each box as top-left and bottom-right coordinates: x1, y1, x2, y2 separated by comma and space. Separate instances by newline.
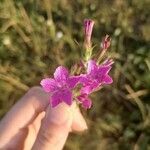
84, 19, 94, 49
40, 19, 114, 110
41, 66, 79, 107
80, 59, 113, 94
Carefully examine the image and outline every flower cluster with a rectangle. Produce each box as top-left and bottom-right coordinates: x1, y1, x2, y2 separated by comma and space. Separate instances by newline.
40, 19, 113, 109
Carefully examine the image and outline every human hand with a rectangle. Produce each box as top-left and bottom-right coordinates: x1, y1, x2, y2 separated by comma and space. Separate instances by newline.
0, 87, 87, 150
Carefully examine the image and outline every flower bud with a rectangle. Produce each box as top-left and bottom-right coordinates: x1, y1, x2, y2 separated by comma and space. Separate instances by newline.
84, 19, 94, 50
101, 35, 111, 50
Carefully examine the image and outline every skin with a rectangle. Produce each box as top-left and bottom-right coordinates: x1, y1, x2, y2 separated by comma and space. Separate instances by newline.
0, 87, 87, 150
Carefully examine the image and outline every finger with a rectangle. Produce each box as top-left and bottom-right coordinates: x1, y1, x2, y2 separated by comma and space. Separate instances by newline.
32, 102, 87, 150
24, 103, 87, 150
0, 86, 49, 147
0, 126, 29, 150
25, 103, 87, 149
32, 103, 73, 150
24, 111, 46, 150
0, 112, 45, 150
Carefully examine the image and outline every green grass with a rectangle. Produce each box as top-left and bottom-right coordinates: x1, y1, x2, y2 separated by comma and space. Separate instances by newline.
0, 0, 150, 149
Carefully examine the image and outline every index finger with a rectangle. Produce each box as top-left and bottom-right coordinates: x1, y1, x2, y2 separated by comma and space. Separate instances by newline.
0, 86, 49, 146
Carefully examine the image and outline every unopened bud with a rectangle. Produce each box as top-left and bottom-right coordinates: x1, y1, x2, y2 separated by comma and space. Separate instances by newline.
101, 35, 111, 50
84, 19, 94, 50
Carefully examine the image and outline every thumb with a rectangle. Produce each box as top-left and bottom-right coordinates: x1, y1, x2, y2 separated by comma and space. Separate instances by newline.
32, 102, 86, 150
32, 103, 72, 150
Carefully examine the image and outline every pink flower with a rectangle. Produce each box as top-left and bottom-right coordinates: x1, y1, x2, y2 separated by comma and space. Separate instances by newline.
80, 59, 113, 94
40, 66, 79, 107
84, 19, 94, 49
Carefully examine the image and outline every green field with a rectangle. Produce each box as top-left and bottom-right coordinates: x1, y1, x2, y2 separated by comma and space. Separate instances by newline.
0, 0, 150, 149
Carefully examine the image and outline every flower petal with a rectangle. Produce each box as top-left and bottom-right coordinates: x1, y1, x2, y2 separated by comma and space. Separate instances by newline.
51, 91, 62, 107
54, 66, 69, 82
98, 66, 111, 75
103, 75, 113, 84
68, 76, 80, 88
40, 78, 56, 92
61, 89, 72, 106
51, 89, 72, 107
79, 74, 89, 85
77, 93, 88, 102
81, 86, 92, 94
81, 83, 98, 94
87, 60, 98, 75
82, 98, 92, 109
77, 93, 92, 109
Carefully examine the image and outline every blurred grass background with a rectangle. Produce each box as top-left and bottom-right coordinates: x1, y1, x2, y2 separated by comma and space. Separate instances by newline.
0, 0, 150, 149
